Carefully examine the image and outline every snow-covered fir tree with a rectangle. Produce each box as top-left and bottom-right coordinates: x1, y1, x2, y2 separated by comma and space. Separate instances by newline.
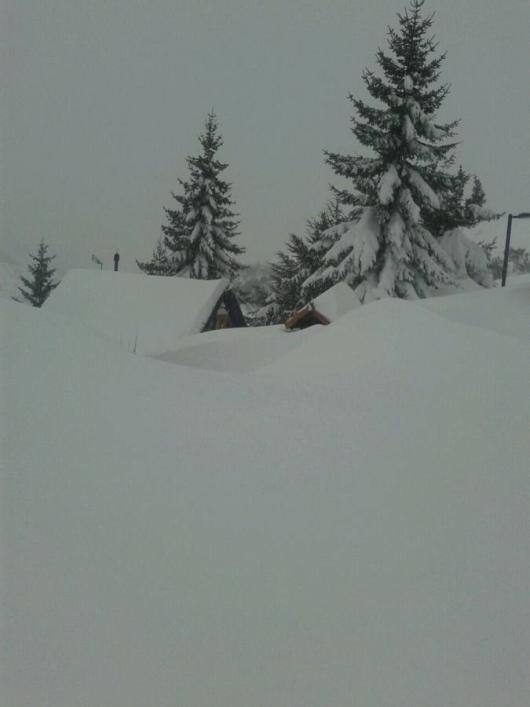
483, 242, 530, 281
265, 244, 302, 323
136, 238, 173, 275
181, 112, 244, 278
301, 197, 347, 301
306, 0, 462, 301
429, 169, 502, 288
138, 112, 244, 279
17, 240, 60, 307
264, 199, 345, 323
424, 166, 500, 236
137, 207, 189, 275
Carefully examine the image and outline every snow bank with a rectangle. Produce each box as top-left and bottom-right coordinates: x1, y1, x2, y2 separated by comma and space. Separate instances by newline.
44, 269, 227, 355
422, 273, 530, 341
2, 295, 530, 707
157, 276, 529, 374
438, 228, 493, 288
157, 324, 311, 372
154, 283, 360, 373
312, 281, 360, 322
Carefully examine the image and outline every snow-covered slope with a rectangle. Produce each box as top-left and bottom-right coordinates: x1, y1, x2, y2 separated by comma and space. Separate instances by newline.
157, 323, 311, 372
158, 276, 530, 374
422, 273, 530, 340
312, 281, 360, 321
44, 268, 228, 354
155, 282, 361, 373
2, 289, 530, 707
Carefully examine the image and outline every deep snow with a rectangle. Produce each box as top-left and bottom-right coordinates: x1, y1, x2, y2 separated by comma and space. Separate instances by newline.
2, 279, 530, 707
44, 269, 228, 355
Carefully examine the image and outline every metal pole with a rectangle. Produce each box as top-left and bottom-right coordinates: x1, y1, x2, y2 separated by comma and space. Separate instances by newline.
501, 214, 513, 287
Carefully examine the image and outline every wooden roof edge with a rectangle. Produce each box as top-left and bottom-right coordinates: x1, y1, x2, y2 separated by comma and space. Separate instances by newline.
284, 305, 330, 330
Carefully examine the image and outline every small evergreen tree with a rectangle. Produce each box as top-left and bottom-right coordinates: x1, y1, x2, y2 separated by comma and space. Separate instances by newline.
138, 111, 244, 279
17, 240, 60, 307
182, 111, 244, 278
509, 247, 530, 274
301, 197, 346, 300
264, 199, 346, 323
428, 169, 501, 287
307, 0, 459, 301
487, 245, 530, 280
267, 246, 301, 323
137, 238, 175, 275
424, 167, 501, 236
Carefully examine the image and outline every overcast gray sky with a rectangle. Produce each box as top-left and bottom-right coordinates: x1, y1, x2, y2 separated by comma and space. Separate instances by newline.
2, 0, 529, 273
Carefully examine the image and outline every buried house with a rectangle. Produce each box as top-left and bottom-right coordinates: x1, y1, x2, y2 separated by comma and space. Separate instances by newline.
44, 269, 245, 355
284, 282, 361, 330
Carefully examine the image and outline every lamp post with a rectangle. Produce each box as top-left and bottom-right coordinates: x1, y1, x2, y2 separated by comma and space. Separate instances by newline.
501, 212, 530, 286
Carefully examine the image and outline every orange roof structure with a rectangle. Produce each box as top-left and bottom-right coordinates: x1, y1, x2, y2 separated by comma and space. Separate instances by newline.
284, 303, 330, 330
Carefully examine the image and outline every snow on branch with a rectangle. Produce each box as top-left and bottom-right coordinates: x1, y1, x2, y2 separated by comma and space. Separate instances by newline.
406, 167, 440, 208
377, 165, 401, 205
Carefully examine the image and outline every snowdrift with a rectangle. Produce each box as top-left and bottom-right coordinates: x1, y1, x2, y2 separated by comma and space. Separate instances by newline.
44, 268, 228, 355
312, 281, 361, 321
155, 282, 361, 373
157, 323, 312, 372
422, 272, 530, 340
2, 291, 530, 707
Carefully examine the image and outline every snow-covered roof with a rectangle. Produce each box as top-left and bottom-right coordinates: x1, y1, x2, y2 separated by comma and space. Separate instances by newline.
311, 281, 361, 322
44, 269, 228, 355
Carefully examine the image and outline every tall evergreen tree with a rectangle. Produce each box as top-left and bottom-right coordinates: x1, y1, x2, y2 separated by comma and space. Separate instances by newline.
17, 240, 60, 307
138, 111, 244, 279
307, 0, 459, 301
182, 111, 244, 278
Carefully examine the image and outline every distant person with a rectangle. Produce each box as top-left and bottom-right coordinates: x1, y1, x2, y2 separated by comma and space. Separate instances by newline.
114, 252, 120, 272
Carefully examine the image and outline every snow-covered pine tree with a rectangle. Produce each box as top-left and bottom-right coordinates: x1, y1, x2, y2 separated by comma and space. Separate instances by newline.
17, 240, 60, 307
138, 112, 244, 279
431, 170, 502, 288
136, 238, 174, 275
264, 237, 308, 323
307, 0, 459, 301
301, 197, 346, 300
157, 190, 194, 273
137, 178, 190, 275
264, 198, 346, 323
424, 166, 501, 236
178, 111, 244, 279
464, 176, 501, 226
